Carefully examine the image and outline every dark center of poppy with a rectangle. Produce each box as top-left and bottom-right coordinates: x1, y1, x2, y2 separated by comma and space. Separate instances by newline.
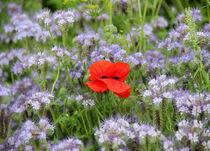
113, 76, 120, 79
102, 76, 108, 79
102, 76, 120, 79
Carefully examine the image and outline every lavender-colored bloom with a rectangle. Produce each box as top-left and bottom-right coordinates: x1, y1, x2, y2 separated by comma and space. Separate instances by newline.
16, 51, 57, 70
82, 99, 95, 107
173, 91, 210, 116
176, 9, 202, 24
53, 10, 75, 29
100, 44, 126, 61
36, 9, 52, 27
72, 9, 81, 21
35, 30, 50, 43
51, 138, 83, 151
11, 78, 37, 96
131, 123, 161, 140
95, 118, 135, 149
0, 48, 25, 66
143, 75, 177, 106
50, 23, 62, 37
190, 8, 202, 21
0, 83, 10, 96
75, 32, 99, 46
3, 117, 54, 150
204, 23, 210, 32
7, 3, 22, 16
154, 17, 168, 29
27, 91, 54, 110
163, 140, 176, 151
52, 46, 71, 58
97, 13, 109, 21
146, 50, 166, 71
4, 13, 49, 42
12, 62, 24, 75
9, 94, 28, 113
175, 119, 207, 144
140, 24, 153, 36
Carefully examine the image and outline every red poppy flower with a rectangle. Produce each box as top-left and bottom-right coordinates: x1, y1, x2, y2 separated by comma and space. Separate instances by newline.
86, 60, 131, 98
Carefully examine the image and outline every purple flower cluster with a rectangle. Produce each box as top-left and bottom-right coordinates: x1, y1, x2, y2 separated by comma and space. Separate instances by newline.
36, 9, 75, 30
143, 75, 176, 106
51, 138, 83, 151
7, 3, 22, 16
0, 83, 10, 96
13, 51, 57, 75
175, 119, 209, 148
4, 14, 50, 42
27, 91, 54, 110
176, 9, 202, 24
0, 117, 54, 150
75, 31, 99, 46
0, 48, 25, 66
95, 117, 161, 150
173, 90, 210, 116
52, 46, 71, 58
153, 16, 168, 29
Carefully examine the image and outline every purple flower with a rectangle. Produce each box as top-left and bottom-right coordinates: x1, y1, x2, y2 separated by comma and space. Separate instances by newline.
53, 10, 75, 29
27, 91, 54, 110
7, 3, 22, 16
154, 17, 168, 29
51, 138, 83, 151
0, 83, 10, 96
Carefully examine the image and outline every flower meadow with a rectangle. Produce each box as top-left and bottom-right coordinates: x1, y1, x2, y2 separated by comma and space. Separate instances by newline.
0, 0, 210, 150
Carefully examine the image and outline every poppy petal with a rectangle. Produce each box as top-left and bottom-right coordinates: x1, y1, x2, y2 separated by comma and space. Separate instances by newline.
89, 60, 113, 79
86, 80, 107, 93
101, 78, 131, 94
105, 62, 130, 82
116, 89, 131, 98
88, 74, 97, 80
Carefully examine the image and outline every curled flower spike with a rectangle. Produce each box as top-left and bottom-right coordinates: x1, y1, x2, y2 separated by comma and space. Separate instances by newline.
86, 60, 131, 98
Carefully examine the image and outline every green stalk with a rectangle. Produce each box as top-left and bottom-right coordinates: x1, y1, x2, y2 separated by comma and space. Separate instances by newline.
30, 71, 41, 90
43, 64, 48, 91
10, 66, 14, 84
207, 0, 210, 21
109, 0, 112, 24
65, 66, 79, 94
165, 51, 169, 73
81, 113, 93, 146
51, 63, 60, 94
160, 99, 166, 131
94, 15, 98, 32
49, 30, 55, 47
138, 0, 143, 52
154, 0, 163, 19
31, 139, 39, 151
62, 31, 67, 47
44, 139, 48, 151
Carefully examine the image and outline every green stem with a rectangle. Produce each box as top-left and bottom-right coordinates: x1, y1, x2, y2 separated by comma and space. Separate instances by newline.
165, 51, 169, 73
207, 0, 210, 21
43, 64, 47, 91
49, 30, 55, 46
65, 66, 79, 94
10, 66, 14, 84
30, 71, 41, 90
138, 0, 143, 52
62, 31, 67, 47
81, 113, 93, 146
51, 63, 60, 94
44, 139, 48, 151
109, 0, 112, 24
31, 140, 39, 151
